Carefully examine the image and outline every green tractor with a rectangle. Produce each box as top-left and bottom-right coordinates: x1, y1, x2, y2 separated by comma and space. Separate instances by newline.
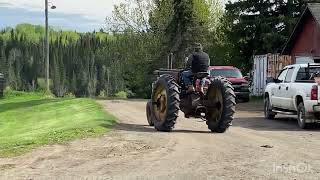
146, 68, 236, 133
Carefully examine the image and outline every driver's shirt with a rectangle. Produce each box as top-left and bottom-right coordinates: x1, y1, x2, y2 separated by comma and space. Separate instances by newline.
186, 51, 210, 73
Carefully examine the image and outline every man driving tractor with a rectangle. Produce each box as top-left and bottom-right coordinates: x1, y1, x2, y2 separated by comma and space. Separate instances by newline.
147, 42, 235, 132
181, 43, 211, 92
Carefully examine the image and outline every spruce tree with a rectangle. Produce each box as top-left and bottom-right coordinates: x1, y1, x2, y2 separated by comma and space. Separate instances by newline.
165, 0, 211, 67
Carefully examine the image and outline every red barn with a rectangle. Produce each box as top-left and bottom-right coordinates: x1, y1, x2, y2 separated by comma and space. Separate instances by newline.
282, 3, 320, 62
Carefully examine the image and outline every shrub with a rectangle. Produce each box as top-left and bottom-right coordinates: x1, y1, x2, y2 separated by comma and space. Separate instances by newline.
3, 87, 45, 99
98, 90, 108, 98
43, 90, 55, 99
4, 87, 21, 98
125, 89, 136, 98
65, 92, 76, 98
115, 91, 128, 99
37, 78, 53, 91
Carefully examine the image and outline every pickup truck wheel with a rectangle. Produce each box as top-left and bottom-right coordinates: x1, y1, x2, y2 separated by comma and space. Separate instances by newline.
264, 97, 275, 119
297, 103, 310, 129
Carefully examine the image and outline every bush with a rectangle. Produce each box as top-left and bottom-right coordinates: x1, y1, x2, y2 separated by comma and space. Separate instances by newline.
4, 87, 24, 98
115, 91, 128, 99
98, 90, 108, 98
43, 90, 55, 99
3, 87, 45, 99
65, 92, 76, 98
37, 78, 53, 91
125, 89, 136, 98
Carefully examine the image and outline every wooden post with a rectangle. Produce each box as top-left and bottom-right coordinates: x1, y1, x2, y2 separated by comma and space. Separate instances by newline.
167, 54, 170, 69
167, 53, 173, 69
107, 68, 110, 97
170, 53, 173, 69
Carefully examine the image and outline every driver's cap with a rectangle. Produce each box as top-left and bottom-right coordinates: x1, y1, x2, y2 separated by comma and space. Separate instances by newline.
194, 43, 203, 51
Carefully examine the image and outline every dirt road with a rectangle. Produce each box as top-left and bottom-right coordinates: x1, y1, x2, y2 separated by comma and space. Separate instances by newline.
1, 100, 320, 179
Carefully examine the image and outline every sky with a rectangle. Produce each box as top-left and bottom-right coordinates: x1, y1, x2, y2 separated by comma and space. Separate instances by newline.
0, 0, 232, 32
0, 0, 123, 32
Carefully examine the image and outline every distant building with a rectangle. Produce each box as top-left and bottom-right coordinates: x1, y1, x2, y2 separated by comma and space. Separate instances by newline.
282, 3, 320, 63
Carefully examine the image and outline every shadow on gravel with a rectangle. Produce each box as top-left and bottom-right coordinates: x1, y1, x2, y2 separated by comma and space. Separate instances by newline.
172, 129, 212, 134
234, 117, 320, 132
113, 123, 155, 133
113, 123, 212, 134
236, 102, 264, 112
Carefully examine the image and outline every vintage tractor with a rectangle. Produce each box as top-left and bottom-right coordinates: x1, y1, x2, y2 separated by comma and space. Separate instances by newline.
146, 68, 236, 133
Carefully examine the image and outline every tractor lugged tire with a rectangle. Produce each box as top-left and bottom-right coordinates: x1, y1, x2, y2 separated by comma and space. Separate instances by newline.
146, 100, 155, 126
152, 75, 180, 132
206, 77, 236, 133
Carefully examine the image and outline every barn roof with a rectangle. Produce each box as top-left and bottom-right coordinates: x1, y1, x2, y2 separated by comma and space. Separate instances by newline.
282, 3, 320, 54
308, 3, 320, 24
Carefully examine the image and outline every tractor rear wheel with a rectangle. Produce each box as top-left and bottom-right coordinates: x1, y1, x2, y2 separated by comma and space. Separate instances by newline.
146, 100, 155, 126
151, 75, 180, 132
206, 77, 236, 133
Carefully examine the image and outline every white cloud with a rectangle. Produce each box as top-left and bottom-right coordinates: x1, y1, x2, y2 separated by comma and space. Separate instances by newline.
1, 0, 123, 23
1, 0, 236, 22
0, 0, 237, 31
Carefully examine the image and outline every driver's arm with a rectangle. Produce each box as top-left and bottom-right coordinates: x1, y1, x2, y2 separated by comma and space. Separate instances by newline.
186, 54, 193, 69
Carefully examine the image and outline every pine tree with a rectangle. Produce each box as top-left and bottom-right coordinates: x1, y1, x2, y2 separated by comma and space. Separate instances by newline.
224, 0, 306, 69
165, 0, 211, 67
0, 43, 7, 79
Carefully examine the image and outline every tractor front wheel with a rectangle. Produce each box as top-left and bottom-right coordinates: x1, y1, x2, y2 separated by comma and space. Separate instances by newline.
205, 77, 236, 133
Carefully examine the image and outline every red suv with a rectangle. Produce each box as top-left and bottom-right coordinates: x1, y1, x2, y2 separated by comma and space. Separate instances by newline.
209, 66, 250, 102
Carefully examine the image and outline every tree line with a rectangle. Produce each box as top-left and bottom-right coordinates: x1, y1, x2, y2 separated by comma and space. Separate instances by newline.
0, 24, 150, 97
0, 0, 314, 98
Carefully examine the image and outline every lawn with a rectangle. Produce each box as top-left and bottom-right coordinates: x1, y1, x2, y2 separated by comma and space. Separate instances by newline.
0, 91, 116, 157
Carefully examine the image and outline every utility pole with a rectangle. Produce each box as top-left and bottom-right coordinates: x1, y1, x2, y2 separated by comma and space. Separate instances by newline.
44, 1, 56, 92
45, 0, 50, 92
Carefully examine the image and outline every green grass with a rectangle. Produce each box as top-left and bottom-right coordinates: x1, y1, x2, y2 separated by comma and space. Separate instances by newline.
0, 91, 116, 157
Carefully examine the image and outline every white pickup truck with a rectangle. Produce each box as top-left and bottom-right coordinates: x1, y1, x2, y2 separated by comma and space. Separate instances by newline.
264, 63, 320, 129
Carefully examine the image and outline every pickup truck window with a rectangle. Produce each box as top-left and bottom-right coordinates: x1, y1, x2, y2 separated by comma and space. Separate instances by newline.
296, 67, 320, 81
284, 68, 295, 82
210, 69, 243, 78
277, 69, 288, 82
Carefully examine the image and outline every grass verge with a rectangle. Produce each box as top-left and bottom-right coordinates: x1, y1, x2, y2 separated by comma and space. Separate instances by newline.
0, 91, 116, 157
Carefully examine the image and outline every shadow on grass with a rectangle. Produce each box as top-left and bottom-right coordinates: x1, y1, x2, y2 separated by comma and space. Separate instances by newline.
0, 99, 61, 113
97, 118, 117, 129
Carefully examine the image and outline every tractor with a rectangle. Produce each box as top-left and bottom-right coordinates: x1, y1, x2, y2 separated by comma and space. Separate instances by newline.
146, 67, 236, 133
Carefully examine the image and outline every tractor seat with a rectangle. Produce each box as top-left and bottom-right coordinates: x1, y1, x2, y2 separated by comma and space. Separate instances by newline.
194, 72, 209, 79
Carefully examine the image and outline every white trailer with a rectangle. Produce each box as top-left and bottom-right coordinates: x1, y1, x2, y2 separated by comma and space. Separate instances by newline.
252, 55, 268, 96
